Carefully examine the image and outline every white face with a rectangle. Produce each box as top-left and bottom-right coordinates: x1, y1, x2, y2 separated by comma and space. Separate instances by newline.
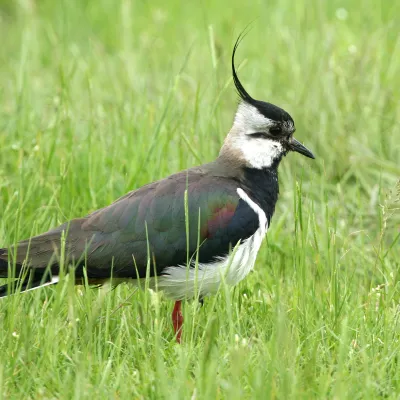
227, 102, 288, 169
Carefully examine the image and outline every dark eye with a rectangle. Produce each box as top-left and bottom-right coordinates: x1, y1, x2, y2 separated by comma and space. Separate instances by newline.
269, 127, 282, 136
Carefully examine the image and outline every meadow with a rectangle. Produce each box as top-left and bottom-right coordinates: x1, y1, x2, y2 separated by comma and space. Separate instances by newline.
0, 0, 399, 398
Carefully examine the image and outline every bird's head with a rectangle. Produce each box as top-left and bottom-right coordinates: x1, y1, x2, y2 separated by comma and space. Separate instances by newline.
220, 35, 315, 169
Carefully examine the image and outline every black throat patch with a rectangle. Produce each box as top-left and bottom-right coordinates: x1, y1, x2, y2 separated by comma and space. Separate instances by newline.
240, 166, 280, 224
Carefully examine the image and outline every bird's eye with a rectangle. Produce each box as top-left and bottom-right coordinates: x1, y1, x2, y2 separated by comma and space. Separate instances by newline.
269, 127, 282, 136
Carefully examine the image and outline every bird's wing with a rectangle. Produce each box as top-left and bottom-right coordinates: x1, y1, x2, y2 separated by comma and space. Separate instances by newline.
0, 171, 260, 279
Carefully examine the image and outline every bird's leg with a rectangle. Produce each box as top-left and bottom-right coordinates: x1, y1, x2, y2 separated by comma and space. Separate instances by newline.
172, 300, 184, 343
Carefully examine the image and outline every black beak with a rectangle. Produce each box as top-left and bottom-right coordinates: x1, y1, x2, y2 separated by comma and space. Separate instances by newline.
290, 138, 315, 159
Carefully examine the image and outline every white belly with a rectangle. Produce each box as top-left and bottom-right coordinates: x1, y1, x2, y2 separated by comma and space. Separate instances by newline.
154, 188, 268, 300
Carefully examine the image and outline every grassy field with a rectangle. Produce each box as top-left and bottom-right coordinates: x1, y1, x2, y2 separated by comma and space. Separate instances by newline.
0, 0, 399, 398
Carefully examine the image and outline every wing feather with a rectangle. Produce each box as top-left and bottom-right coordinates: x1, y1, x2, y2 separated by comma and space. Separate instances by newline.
0, 171, 260, 280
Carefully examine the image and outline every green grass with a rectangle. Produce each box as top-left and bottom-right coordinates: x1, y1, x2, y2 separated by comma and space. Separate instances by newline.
0, 0, 399, 398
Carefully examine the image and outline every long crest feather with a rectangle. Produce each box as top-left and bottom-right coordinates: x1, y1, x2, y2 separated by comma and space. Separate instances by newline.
232, 27, 254, 103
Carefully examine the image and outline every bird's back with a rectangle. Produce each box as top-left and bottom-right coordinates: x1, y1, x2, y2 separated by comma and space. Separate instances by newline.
0, 161, 263, 286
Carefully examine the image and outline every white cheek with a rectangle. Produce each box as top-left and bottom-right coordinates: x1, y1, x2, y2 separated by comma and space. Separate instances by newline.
228, 102, 285, 169
235, 137, 283, 169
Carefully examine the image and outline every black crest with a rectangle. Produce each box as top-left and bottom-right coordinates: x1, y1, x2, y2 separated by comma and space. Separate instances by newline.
232, 31, 254, 104
232, 31, 293, 123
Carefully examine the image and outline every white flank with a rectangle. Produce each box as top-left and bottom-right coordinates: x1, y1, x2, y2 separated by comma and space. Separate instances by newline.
155, 188, 268, 300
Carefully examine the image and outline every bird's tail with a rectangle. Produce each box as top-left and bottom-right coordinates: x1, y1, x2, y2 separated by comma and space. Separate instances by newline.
0, 249, 59, 298
0, 218, 108, 298
0, 275, 59, 297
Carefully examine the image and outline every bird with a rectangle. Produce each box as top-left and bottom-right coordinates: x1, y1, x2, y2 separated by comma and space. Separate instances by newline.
0, 33, 314, 343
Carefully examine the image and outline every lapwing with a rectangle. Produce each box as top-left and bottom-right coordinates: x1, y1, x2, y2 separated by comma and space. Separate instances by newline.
0, 34, 314, 343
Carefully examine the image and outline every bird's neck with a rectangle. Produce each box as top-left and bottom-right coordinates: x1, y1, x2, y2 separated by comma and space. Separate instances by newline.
239, 166, 280, 224
213, 155, 280, 224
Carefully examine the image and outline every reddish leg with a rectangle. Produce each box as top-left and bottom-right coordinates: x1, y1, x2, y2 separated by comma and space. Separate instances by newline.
172, 300, 184, 343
